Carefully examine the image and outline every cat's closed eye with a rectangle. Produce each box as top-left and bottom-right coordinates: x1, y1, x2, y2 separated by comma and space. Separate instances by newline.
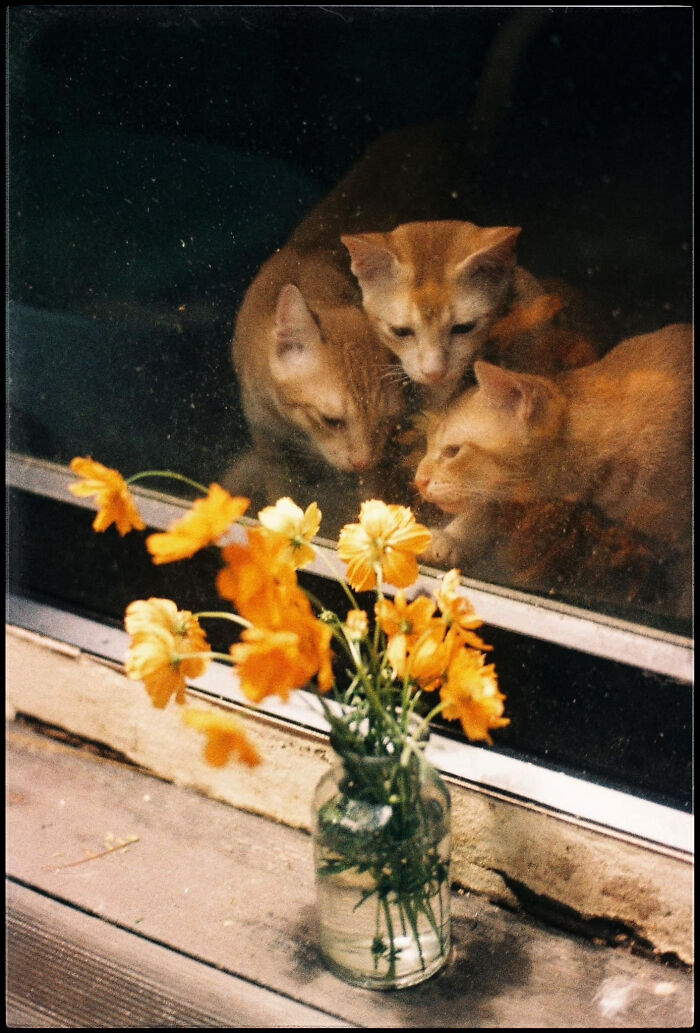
321, 414, 347, 431
390, 326, 415, 339
440, 444, 461, 459
451, 321, 477, 335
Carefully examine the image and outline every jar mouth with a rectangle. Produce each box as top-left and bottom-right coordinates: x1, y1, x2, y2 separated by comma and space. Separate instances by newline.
329, 713, 429, 764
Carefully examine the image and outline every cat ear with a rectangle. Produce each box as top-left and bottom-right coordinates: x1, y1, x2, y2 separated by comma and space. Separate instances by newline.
473, 359, 540, 420
457, 227, 521, 280
271, 284, 321, 380
341, 234, 401, 289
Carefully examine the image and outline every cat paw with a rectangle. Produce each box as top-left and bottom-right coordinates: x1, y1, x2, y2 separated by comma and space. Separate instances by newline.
421, 529, 463, 568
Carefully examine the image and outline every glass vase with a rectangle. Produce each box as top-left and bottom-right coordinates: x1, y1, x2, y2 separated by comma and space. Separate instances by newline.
312, 745, 451, 989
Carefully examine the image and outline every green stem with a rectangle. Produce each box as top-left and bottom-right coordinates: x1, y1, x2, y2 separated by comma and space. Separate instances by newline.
126, 470, 209, 494
194, 610, 252, 629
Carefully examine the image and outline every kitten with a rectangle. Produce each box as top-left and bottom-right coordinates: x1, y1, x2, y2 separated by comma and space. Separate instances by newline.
226, 243, 406, 531
414, 323, 692, 615
341, 219, 549, 407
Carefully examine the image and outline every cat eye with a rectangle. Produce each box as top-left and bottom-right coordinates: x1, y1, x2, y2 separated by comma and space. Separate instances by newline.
390, 326, 415, 338
441, 445, 460, 459
451, 321, 477, 335
320, 415, 347, 431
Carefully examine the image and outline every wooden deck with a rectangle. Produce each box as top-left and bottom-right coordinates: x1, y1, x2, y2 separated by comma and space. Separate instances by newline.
6, 721, 693, 1028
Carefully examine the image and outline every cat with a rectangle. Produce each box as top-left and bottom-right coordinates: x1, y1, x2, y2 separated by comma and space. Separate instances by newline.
225, 241, 406, 533
413, 323, 692, 616
341, 219, 570, 408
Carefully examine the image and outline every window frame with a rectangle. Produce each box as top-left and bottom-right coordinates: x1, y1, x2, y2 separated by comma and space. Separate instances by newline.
6, 451, 694, 857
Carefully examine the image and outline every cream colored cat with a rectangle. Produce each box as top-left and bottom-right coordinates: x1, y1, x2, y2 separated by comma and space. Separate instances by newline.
414, 323, 692, 610
342, 220, 548, 407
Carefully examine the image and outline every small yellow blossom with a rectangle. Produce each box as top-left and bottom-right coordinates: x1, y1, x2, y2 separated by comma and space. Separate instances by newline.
69, 457, 145, 536
258, 497, 322, 568
146, 485, 249, 564
337, 500, 432, 591
345, 609, 369, 642
124, 599, 210, 707
182, 708, 262, 767
439, 649, 509, 743
436, 569, 489, 650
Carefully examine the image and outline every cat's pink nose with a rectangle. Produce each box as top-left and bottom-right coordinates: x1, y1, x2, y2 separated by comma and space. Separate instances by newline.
422, 370, 446, 383
414, 471, 429, 491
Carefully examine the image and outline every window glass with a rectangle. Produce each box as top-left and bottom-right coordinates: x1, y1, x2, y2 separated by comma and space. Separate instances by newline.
7, 7, 693, 810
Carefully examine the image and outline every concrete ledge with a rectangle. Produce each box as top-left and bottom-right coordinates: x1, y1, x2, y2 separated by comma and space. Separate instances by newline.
6, 624, 694, 964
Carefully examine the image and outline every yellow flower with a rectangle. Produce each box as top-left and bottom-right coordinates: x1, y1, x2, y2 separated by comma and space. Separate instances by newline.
146, 484, 249, 564
436, 569, 490, 650
124, 598, 210, 707
258, 497, 322, 568
230, 610, 333, 704
376, 591, 439, 678
439, 649, 509, 744
217, 528, 300, 626
345, 609, 369, 642
337, 500, 432, 591
69, 457, 145, 536
182, 708, 262, 768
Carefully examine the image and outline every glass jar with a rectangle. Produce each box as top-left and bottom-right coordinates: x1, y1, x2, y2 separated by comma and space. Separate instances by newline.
312, 745, 451, 989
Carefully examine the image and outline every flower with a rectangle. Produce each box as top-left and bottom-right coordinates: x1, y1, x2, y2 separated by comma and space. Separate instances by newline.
217, 527, 301, 626
146, 484, 249, 564
258, 497, 322, 568
344, 609, 369, 642
69, 457, 145, 536
71, 454, 506, 782
124, 598, 210, 707
375, 591, 440, 678
439, 649, 509, 743
337, 499, 432, 591
230, 609, 333, 703
435, 569, 490, 650
182, 708, 262, 767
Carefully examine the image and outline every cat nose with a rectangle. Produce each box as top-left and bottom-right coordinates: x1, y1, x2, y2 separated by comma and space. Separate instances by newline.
351, 457, 371, 472
414, 471, 429, 491
422, 369, 446, 383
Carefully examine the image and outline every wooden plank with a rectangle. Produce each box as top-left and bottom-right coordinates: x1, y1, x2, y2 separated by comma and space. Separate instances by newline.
6, 723, 693, 1028
7, 881, 351, 1028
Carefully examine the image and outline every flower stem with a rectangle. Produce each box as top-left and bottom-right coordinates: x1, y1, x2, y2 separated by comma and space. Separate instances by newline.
194, 610, 252, 629
126, 470, 209, 494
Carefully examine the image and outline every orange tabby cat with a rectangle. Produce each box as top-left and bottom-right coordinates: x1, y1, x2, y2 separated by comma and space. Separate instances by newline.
227, 242, 405, 529
414, 323, 692, 613
342, 219, 550, 407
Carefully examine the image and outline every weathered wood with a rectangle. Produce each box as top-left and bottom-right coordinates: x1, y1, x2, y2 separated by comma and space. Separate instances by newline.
6, 723, 693, 1028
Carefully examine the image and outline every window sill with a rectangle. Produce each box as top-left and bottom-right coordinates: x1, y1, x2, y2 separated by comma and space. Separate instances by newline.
6, 622, 694, 966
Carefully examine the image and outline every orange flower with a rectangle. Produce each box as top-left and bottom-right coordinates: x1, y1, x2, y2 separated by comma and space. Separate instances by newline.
337, 500, 432, 591
182, 708, 262, 768
403, 623, 452, 693
439, 649, 509, 743
146, 484, 249, 564
124, 598, 210, 707
217, 527, 300, 626
230, 610, 333, 703
436, 569, 490, 650
376, 591, 440, 678
69, 457, 145, 536
257, 497, 321, 568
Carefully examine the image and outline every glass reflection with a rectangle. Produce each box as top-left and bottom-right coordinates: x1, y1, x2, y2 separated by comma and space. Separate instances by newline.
7, 6, 692, 631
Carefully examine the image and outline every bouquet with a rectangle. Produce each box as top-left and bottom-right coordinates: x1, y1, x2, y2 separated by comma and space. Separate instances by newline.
69, 456, 509, 986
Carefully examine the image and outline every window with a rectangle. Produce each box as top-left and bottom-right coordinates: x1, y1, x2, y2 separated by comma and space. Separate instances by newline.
7, 7, 693, 848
